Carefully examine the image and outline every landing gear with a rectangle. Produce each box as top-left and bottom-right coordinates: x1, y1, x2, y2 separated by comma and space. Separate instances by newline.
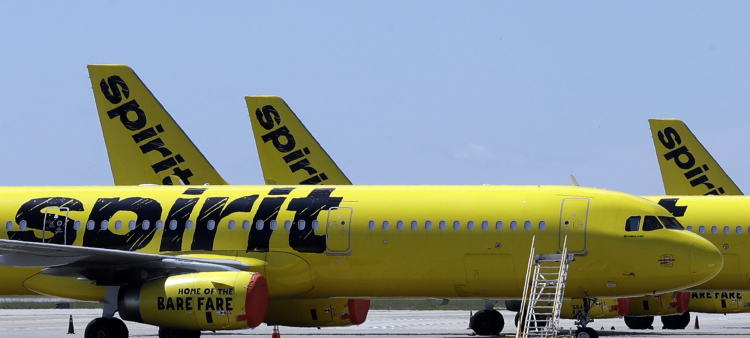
661, 312, 690, 330
624, 315, 654, 330
571, 298, 599, 338
85, 286, 129, 338
470, 309, 504, 336
574, 326, 598, 338
158, 327, 201, 338
84, 317, 129, 338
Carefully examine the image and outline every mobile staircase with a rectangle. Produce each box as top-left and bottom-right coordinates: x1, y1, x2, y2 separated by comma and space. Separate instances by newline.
515, 236, 573, 338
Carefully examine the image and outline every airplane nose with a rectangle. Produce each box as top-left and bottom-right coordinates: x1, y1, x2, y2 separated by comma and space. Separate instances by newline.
689, 238, 723, 285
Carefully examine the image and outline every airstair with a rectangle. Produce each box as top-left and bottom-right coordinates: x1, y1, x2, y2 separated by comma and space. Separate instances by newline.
515, 236, 573, 338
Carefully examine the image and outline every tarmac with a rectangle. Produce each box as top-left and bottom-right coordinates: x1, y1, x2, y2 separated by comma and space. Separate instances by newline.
2, 309, 750, 337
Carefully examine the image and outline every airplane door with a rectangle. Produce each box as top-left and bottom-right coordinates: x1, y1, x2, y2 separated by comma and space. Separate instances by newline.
559, 198, 589, 253
326, 207, 352, 254
43, 207, 70, 245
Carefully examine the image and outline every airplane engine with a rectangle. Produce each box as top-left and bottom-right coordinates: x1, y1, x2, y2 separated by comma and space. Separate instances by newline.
118, 271, 268, 331
265, 298, 370, 327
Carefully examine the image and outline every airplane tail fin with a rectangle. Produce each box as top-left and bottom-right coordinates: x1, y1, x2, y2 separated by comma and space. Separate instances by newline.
87, 65, 228, 185
245, 96, 351, 185
649, 119, 741, 195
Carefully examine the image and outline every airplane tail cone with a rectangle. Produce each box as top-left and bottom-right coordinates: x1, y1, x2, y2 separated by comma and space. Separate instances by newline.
272, 325, 281, 338
67, 315, 74, 334
694, 316, 699, 329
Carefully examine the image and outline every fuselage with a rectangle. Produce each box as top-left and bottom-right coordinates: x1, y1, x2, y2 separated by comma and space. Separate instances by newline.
0, 185, 720, 301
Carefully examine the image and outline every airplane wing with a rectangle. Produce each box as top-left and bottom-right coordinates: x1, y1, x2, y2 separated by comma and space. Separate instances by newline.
0, 239, 248, 284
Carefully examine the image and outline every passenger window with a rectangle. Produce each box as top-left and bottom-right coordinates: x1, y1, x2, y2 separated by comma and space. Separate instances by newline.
425, 220, 433, 230
368, 220, 376, 230
658, 216, 684, 230
439, 221, 446, 230
207, 220, 216, 231
73, 220, 81, 231
711, 226, 718, 234
736, 226, 742, 234
453, 221, 460, 230
186, 220, 194, 230
410, 220, 418, 230
142, 220, 150, 230
723, 226, 730, 234
524, 220, 531, 230
539, 221, 546, 230
481, 221, 489, 230
312, 220, 319, 230
625, 216, 641, 231
510, 221, 518, 230
114, 220, 122, 230
228, 220, 236, 230
496, 221, 503, 230
128, 220, 136, 230
642, 216, 663, 231
270, 220, 278, 230
169, 220, 178, 230
382, 221, 390, 230
4, 221, 11, 231
298, 220, 306, 230
396, 220, 404, 230
100, 220, 108, 230
698, 225, 705, 234
87, 220, 95, 230
256, 220, 264, 230
686, 225, 693, 232
19, 220, 27, 230
467, 221, 475, 230
155, 220, 164, 230
283, 220, 291, 230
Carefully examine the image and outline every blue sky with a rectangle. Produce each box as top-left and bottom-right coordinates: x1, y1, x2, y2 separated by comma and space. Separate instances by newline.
1, 2, 749, 196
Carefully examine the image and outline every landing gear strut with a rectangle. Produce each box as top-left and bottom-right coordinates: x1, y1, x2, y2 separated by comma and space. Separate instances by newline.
573, 298, 599, 338
84, 286, 129, 338
661, 312, 690, 330
470, 300, 504, 335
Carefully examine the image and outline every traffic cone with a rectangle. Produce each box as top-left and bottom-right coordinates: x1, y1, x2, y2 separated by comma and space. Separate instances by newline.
272, 325, 281, 338
67, 315, 74, 334
468, 311, 473, 329
694, 316, 699, 329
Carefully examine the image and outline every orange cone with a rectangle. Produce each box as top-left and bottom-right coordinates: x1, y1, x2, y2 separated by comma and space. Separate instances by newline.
694, 316, 699, 329
272, 325, 281, 338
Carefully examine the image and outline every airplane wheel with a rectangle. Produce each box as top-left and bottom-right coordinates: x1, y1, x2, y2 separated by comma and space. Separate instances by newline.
158, 327, 201, 338
85, 317, 128, 338
470, 309, 504, 335
661, 311, 690, 330
574, 327, 599, 338
624, 315, 654, 330
514, 312, 520, 327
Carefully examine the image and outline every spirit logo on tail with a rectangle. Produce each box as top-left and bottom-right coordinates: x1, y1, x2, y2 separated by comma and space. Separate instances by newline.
656, 127, 725, 195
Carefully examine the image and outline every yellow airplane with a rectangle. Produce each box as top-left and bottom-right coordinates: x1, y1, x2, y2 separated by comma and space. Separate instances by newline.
242, 99, 750, 335
0, 67, 724, 338
520, 119, 750, 331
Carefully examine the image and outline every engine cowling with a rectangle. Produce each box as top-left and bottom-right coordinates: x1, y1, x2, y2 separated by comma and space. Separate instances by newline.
118, 271, 267, 331
264, 298, 370, 327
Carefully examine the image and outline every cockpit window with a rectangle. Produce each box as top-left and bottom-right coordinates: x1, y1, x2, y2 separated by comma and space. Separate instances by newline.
642, 216, 663, 231
625, 216, 641, 232
658, 216, 685, 230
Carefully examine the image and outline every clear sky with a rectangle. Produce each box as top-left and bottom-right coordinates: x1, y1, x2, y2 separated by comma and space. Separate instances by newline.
1, 2, 749, 196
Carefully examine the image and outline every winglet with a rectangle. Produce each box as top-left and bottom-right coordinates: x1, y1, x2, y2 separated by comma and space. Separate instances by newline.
246, 96, 351, 185
87, 65, 228, 185
570, 175, 580, 187
649, 119, 741, 195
